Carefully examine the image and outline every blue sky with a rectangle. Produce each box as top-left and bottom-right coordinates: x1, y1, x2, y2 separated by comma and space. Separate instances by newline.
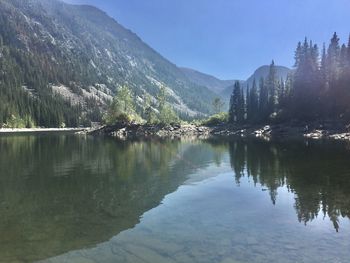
63, 0, 350, 80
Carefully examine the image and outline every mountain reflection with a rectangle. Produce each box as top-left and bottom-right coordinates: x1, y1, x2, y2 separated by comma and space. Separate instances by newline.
0, 135, 219, 262
225, 138, 350, 231
1, 135, 350, 262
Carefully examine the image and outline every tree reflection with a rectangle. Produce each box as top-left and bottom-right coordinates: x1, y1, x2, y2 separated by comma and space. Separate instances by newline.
226, 138, 350, 231
0, 135, 210, 262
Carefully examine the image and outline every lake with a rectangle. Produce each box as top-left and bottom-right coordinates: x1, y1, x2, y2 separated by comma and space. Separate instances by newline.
1, 134, 350, 263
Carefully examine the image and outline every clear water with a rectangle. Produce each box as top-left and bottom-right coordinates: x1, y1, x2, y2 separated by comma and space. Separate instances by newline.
1, 134, 350, 263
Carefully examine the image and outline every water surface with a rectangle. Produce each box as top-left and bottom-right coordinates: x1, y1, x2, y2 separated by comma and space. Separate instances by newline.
1, 134, 350, 263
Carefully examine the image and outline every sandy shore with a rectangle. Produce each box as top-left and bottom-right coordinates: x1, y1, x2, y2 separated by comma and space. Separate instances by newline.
0, 128, 88, 133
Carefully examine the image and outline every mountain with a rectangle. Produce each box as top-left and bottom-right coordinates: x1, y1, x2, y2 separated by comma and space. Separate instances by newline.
221, 65, 291, 98
245, 65, 291, 87
182, 65, 291, 99
0, 0, 218, 127
180, 67, 237, 94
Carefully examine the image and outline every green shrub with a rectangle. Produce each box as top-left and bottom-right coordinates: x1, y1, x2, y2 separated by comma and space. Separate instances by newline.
115, 113, 132, 123
202, 112, 228, 126
158, 105, 180, 125
6, 115, 28, 128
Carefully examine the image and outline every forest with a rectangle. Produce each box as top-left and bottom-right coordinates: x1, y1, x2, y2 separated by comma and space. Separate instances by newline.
2, 31, 350, 128
229, 32, 350, 124
108, 32, 350, 127
0, 36, 87, 128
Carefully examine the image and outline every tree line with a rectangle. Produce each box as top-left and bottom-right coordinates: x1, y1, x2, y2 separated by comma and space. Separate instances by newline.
229, 32, 350, 124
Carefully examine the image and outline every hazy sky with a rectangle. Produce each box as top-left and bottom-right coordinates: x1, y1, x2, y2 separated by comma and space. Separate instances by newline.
63, 0, 350, 80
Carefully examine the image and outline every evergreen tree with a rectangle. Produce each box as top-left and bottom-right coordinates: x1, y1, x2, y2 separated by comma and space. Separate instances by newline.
291, 38, 322, 119
229, 81, 243, 123
250, 80, 259, 122
258, 78, 268, 121
238, 86, 245, 123
246, 81, 259, 123
294, 42, 302, 68
246, 85, 251, 121
320, 43, 328, 85
347, 35, 350, 68
327, 32, 341, 83
340, 44, 347, 72
266, 60, 277, 114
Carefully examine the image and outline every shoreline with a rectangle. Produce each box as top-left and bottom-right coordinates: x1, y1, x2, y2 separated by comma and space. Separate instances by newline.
87, 121, 350, 141
2, 122, 350, 141
0, 127, 88, 134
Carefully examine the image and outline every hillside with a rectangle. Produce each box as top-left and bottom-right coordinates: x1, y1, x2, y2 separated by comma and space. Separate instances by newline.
0, 0, 218, 127
245, 65, 291, 87
180, 67, 237, 93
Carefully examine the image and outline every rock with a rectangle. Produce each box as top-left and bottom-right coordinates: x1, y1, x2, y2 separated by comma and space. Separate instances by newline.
87, 122, 350, 141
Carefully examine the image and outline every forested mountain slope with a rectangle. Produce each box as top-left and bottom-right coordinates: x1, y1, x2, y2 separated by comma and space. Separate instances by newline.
0, 0, 218, 127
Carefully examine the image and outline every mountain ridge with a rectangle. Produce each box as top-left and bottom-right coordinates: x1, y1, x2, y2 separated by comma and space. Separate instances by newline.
180, 67, 238, 94
0, 0, 291, 127
0, 0, 219, 127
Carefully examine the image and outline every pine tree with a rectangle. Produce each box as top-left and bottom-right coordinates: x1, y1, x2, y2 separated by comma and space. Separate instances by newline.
229, 81, 242, 123
347, 35, 350, 68
246, 85, 251, 121
294, 42, 302, 68
247, 80, 258, 122
258, 77, 268, 121
311, 43, 320, 73
291, 38, 322, 119
238, 86, 245, 123
327, 32, 341, 83
277, 78, 285, 108
320, 43, 328, 85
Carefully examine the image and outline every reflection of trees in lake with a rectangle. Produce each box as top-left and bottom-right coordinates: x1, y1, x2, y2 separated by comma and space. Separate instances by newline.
2, 134, 350, 261
0, 135, 227, 262
0, 136, 202, 262
227, 139, 350, 231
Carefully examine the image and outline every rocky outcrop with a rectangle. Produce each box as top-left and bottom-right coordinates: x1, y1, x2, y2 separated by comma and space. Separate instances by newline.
87, 121, 350, 141
88, 123, 212, 139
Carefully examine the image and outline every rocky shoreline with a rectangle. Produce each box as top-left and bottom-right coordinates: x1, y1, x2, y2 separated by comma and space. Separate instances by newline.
86, 121, 350, 141
0, 127, 87, 134
87, 123, 212, 139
